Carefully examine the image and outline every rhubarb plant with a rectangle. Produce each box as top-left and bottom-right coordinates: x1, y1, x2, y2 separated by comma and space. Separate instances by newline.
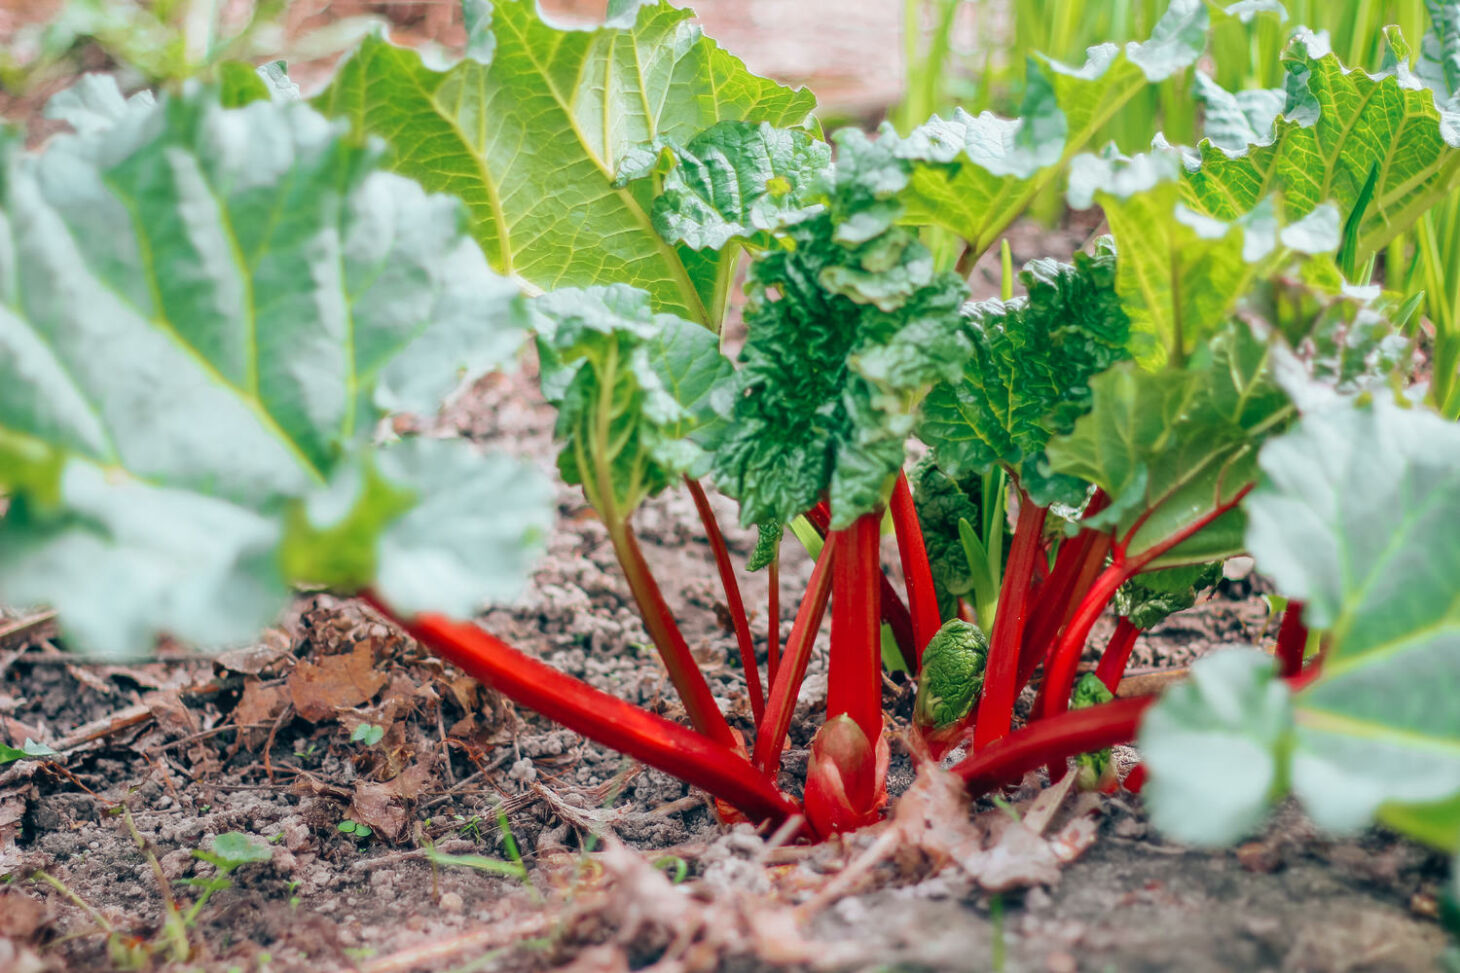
5, 0, 1460, 856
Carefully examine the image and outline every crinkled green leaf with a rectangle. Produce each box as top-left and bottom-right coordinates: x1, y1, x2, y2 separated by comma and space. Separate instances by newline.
1176, 30, 1460, 263
316, 1, 815, 323
529, 284, 731, 517
1068, 149, 1339, 368
918, 240, 1129, 506
1193, 71, 1284, 152
909, 457, 985, 616
914, 619, 988, 730
1114, 561, 1223, 629
0, 81, 546, 656
1141, 649, 1294, 845
712, 131, 971, 528
746, 519, 781, 572
1247, 400, 1460, 835
887, 0, 1206, 256
43, 72, 156, 136
621, 120, 831, 253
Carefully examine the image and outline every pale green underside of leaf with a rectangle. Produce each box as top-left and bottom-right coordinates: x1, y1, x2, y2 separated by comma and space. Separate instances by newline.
315, 1, 815, 323
890, 0, 1206, 254
1068, 150, 1339, 369
1178, 30, 1460, 261
0, 81, 548, 656
1247, 400, 1460, 834
1045, 324, 1288, 564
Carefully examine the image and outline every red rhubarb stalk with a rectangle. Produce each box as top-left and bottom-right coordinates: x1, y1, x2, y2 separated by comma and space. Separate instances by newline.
890, 471, 940, 665
953, 695, 1156, 794
1274, 600, 1307, 678
974, 494, 1049, 749
807, 501, 916, 668
609, 522, 739, 750
1017, 527, 1112, 688
754, 534, 839, 776
1037, 485, 1254, 779
685, 477, 765, 724
363, 594, 800, 829
827, 513, 884, 743
767, 553, 781, 687
1094, 617, 1142, 692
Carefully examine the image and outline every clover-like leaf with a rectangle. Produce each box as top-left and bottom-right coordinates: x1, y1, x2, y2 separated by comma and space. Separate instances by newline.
317, 0, 816, 324
0, 80, 549, 656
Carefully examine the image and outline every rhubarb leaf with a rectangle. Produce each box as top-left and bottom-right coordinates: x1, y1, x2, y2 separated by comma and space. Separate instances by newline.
316, 0, 816, 324
1068, 149, 1339, 368
1247, 400, 1460, 835
621, 120, 832, 253
712, 132, 971, 528
1141, 650, 1294, 846
529, 284, 732, 517
909, 457, 986, 616
0, 82, 547, 656
888, 0, 1207, 255
918, 240, 1129, 506
1045, 322, 1288, 565
1145, 399, 1460, 849
1176, 30, 1460, 263
1114, 562, 1223, 629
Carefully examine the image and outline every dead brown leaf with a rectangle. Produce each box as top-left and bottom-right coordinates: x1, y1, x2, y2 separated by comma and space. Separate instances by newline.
232, 679, 289, 749
0, 891, 47, 941
215, 629, 294, 676
288, 642, 388, 722
347, 760, 434, 842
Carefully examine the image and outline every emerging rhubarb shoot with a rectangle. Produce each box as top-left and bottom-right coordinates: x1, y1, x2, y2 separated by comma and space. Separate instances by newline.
913, 619, 988, 754
807, 513, 888, 831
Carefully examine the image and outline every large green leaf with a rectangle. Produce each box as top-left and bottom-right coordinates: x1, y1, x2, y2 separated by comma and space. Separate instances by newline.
1143, 400, 1460, 849
1067, 150, 1339, 368
887, 0, 1207, 256
1177, 29, 1460, 262
1044, 322, 1288, 564
0, 81, 550, 656
315, 0, 816, 324
1248, 400, 1460, 837
917, 240, 1129, 506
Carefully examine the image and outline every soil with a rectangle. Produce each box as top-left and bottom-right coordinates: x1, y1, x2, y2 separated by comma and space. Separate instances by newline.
0, 3, 1454, 972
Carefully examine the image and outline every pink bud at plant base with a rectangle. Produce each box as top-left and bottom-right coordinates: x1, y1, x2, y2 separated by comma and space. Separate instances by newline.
803, 714, 889, 837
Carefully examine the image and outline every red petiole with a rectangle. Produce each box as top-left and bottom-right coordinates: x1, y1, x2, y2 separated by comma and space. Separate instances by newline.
1094, 617, 1142, 692
973, 493, 1048, 749
827, 513, 884, 743
890, 472, 940, 664
1274, 600, 1308, 678
362, 592, 802, 829
686, 476, 765, 724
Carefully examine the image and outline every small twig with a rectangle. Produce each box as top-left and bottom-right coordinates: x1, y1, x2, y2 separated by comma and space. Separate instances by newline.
0, 611, 58, 651
358, 916, 551, 973
261, 702, 294, 783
